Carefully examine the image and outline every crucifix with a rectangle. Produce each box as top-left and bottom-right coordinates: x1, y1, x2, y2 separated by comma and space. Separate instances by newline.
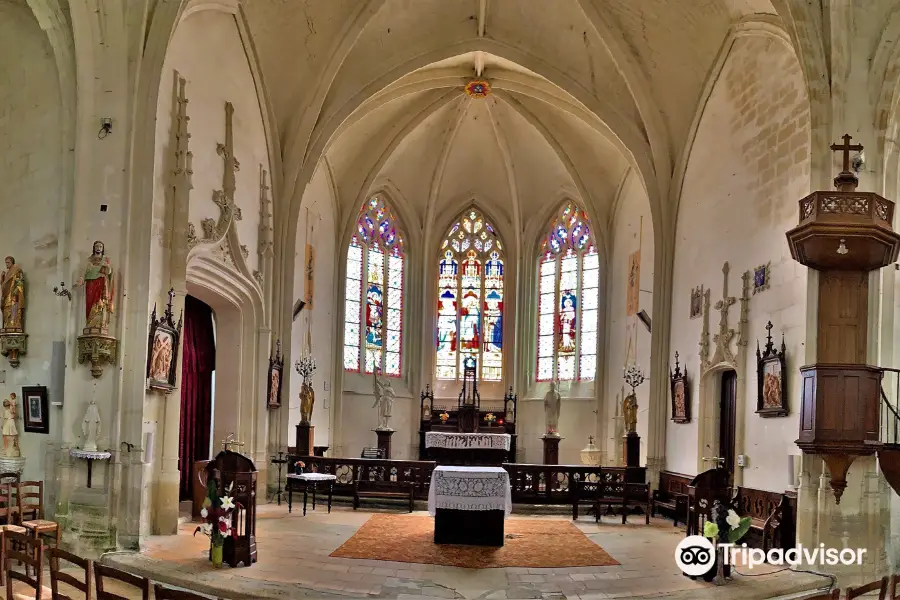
830, 133, 863, 191
713, 262, 736, 363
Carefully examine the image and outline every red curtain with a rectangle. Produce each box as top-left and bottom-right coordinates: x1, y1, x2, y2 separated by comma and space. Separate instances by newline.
179, 295, 215, 500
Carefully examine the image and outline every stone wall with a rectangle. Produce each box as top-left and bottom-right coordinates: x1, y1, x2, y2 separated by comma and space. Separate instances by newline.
606, 171, 654, 466
0, 3, 65, 481
666, 34, 810, 490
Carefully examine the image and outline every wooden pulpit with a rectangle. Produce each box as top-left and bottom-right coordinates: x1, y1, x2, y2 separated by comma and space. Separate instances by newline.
214, 449, 258, 567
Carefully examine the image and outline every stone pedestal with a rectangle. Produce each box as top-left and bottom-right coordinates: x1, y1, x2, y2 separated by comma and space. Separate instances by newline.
374, 429, 394, 459
625, 432, 641, 468
295, 423, 314, 457
0, 456, 26, 475
541, 435, 562, 465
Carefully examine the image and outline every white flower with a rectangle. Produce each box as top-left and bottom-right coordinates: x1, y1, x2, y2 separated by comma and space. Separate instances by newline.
200, 508, 208, 519
726, 509, 741, 529
201, 523, 212, 535
220, 496, 235, 511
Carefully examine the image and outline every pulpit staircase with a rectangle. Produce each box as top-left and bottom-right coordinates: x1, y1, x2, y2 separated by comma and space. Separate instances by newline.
877, 368, 900, 495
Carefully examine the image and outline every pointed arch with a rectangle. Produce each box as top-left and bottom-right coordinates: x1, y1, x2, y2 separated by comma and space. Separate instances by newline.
342, 194, 407, 376
435, 206, 506, 382
534, 200, 599, 383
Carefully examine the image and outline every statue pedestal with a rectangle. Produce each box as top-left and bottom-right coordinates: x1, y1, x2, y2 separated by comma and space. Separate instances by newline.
0, 331, 27, 368
295, 423, 314, 457
625, 432, 641, 468
77, 333, 117, 378
374, 429, 394, 459
541, 435, 563, 465
0, 455, 25, 475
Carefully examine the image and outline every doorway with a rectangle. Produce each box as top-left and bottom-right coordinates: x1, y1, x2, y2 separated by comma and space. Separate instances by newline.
718, 369, 737, 478
178, 295, 216, 500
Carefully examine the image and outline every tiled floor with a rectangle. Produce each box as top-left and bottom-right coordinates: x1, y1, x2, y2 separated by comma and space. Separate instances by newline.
104, 503, 830, 599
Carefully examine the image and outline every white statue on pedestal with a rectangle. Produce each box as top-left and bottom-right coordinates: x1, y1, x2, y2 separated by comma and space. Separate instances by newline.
373, 371, 394, 431
543, 381, 561, 437
1, 393, 19, 458
82, 400, 101, 452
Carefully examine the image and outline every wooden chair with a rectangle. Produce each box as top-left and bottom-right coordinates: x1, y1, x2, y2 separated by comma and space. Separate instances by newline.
803, 591, 840, 600
154, 583, 217, 599
0, 481, 21, 525
93, 563, 150, 600
5, 529, 43, 600
48, 547, 92, 600
889, 573, 900, 599
846, 576, 888, 600
0, 523, 28, 585
20, 481, 61, 554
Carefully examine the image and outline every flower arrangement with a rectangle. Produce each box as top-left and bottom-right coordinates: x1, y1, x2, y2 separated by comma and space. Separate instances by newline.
439, 411, 450, 423
703, 506, 751, 543
547, 427, 558, 435
193, 467, 241, 567
295, 460, 305, 473
484, 413, 497, 424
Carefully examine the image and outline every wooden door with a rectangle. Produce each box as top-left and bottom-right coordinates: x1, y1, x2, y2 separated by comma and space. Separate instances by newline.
719, 370, 737, 477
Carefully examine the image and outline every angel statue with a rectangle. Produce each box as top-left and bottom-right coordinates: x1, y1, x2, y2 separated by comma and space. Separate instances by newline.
82, 399, 101, 452
372, 370, 395, 431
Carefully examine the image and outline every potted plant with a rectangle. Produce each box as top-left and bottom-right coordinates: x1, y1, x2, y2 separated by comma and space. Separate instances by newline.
702, 500, 752, 583
193, 466, 241, 568
295, 460, 305, 474
484, 413, 497, 425
439, 411, 449, 424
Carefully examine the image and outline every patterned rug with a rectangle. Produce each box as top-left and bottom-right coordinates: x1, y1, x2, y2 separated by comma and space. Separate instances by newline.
330, 514, 619, 568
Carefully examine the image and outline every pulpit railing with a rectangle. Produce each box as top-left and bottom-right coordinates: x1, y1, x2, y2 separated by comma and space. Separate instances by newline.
880, 367, 900, 444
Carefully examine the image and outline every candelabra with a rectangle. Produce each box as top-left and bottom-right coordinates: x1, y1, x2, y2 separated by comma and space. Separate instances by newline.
623, 364, 646, 393
294, 354, 316, 383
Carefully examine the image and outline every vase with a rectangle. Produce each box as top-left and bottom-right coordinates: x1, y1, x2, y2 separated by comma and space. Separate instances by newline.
211, 544, 223, 568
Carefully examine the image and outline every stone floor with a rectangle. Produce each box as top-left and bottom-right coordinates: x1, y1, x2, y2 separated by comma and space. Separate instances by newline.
103, 503, 832, 599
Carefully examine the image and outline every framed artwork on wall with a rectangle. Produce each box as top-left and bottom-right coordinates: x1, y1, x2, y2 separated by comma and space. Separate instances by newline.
753, 262, 771, 295
146, 288, 183, 392
267, 340, 284, 409
670, 352, 690, 423
22, 385, 48, 434
756, 321, 788, 417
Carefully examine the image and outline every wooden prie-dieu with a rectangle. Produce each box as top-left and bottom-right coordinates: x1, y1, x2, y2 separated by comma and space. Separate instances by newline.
211, 449, 258, 567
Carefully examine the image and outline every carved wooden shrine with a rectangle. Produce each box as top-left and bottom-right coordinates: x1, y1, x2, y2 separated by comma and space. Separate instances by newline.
786, 134, 900, 503
213, 449, 258, 567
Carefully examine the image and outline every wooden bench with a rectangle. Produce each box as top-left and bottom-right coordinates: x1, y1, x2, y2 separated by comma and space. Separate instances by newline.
351, 462, 415, 512
651, 470, 691, 526
731, 487, 793, 552
592, 481, 651, 524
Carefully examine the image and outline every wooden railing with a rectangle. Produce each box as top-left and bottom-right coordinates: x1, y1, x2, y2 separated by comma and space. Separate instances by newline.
289, 455, 646, 504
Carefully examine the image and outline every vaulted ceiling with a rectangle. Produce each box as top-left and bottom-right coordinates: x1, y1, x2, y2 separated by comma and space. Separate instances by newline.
240, 0, 782, 243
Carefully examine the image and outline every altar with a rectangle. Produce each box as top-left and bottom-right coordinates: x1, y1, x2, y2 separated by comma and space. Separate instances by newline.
424, 431, 511, 465
428, 465, 511, 547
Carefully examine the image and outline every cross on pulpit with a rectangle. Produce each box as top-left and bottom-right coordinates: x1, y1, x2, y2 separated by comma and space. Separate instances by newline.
830, 134, 864, 190
831, 134, 863, 174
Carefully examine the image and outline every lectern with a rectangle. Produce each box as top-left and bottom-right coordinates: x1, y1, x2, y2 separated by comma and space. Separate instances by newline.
213, 449, 258, 567
786, 134, 900, 503
457, 357, 480, 433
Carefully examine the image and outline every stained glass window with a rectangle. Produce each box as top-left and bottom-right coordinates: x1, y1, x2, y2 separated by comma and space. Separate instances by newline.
343, 196, 405, 376
536, 202, 598, 382
436, 209, 504, 381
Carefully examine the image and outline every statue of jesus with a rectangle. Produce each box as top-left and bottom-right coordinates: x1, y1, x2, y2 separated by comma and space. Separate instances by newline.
75, 241, 114, 334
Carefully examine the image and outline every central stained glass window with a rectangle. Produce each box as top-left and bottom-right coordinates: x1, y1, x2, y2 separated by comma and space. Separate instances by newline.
343, 196, 405, 376
536, 202, 598, 382
436, 208, 504, 382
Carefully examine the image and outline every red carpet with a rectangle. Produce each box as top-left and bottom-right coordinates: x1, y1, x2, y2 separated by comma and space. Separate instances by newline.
330, 514, 619, 568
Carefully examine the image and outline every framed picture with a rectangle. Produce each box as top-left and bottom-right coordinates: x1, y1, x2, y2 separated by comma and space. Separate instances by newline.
757, 321, 788, 417
690, 286, 703, 319
753, 262, 771, 295
146, 288, 183, 392
21, 385, 48, 434
267, 340, 284, 409
670, 352, 690, 423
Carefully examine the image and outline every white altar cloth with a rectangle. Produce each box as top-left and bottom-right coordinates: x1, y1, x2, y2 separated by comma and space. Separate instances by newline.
424, 432, 511, 451
427, 465, 512, 517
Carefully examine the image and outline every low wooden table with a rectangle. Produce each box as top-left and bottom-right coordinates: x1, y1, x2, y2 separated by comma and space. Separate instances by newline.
287, 473, 336, 516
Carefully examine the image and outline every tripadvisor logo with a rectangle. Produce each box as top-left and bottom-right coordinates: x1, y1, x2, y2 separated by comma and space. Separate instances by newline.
675, 535, 868, 573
